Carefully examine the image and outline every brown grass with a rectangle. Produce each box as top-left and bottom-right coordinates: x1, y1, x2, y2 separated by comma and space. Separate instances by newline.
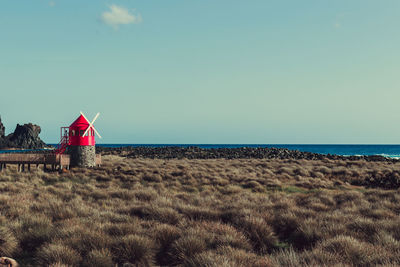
0, 155, 400, 266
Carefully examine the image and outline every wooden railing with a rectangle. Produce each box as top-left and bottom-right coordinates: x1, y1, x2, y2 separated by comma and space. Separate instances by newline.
0, 153, 69, 164
0, 153, 71, 171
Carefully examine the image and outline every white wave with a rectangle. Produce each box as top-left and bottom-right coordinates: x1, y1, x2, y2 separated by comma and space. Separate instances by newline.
376, 153, 400, 159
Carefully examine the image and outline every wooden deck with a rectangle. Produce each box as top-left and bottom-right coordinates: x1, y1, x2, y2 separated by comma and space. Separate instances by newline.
0, 153, 101, 172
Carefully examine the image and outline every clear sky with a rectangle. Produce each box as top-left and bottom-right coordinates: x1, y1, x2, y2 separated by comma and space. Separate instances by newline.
1, 0, 399, 144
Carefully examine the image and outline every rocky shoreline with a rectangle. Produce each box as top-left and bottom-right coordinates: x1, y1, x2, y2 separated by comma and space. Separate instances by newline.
96, 146, 399, 162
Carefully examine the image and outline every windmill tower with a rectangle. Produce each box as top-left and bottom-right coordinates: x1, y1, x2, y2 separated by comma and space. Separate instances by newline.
55, 112, 102, 167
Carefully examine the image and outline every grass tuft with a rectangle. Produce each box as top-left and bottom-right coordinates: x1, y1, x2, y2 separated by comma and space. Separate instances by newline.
35, 243, 81, 266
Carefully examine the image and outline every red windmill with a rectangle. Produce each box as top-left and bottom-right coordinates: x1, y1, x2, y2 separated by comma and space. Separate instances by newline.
54, 112, 101, 167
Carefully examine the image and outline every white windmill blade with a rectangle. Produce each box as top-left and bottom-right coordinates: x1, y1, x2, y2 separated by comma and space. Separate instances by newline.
80, 111, 93, 137
81, 111, 92, 137
80, 111, 90, 122
90, 113, 102, 138
89, 112, 102, 138
92, 126, 102, 139
82, 125, 91, 137
91, 112, 100, 125
82, 112, 102, 138
83, 112, 100, 137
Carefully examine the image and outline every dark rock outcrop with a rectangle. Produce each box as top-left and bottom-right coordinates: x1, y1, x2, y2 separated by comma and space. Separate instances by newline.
7, 123, 46, 149
0, 117, 6, 148
0, 116, 4, 138
96, 146, 398, 163
0, 117, 46, 149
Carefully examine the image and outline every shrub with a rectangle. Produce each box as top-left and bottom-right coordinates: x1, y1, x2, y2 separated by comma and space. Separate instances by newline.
334, 191, 363, 206
62, 227, 112, 257
109, 190, 135, 201
242, 181, 266, 192
289, 220, 322, 250
153, 224, 181, 265
168, 235, 207, 265
316, 166, 331, 175
0, 226, 17, 257
270, 248, 304, 267
49, 204, 76, 221
17, 216, 55, 253
129, 205, 182, 225
90, 191, 108, 200
346, 217, 380, 243
35, 243, 81, 266
271, 213, 300, 242
299, 248, 338, 266
111, 234, 155, 266
197, 221, 252, 251
183, 250, 231, 267
383, 219, 400, 241
96, 174, 112, 182
82, 249, 114, 267
237, 216, 278, 253
143, 173, 162, 183
104, 222, 139, 237
318, 235, 374, 266
216, 246, 273, 267
134, 189, 158, 201
179, 205, 221, 221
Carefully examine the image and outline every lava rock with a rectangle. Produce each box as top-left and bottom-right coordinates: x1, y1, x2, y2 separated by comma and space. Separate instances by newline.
0, 117, 4, 138
0, 117, 5, 147
95, 146, 399, 163
6, 123, 46, 149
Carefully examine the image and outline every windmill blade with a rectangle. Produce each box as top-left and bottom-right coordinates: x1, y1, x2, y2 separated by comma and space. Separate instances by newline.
82, 112, 102, 138
80, 111, 90, 122
82, 113, 99, 137
92, 126, 102, 139
82, 125, 92, 137
80, 111, 92, 137
91, 113, 100, 125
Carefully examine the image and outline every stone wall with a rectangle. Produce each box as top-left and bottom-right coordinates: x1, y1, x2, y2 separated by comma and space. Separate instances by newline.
69, 146, 96, 167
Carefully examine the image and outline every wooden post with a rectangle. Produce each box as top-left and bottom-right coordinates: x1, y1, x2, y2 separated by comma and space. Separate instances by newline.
0, 164, 2, 172
22, 164, 25, 172
17, 164, 20, 172
44, 164, 46, 171
28, 164, 31, 171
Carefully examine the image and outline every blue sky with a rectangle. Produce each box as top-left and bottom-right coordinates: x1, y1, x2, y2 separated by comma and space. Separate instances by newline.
1, 0, 399, 144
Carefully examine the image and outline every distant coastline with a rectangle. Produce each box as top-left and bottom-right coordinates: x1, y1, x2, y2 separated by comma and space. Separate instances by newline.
92, 144, 400, 158
3, 144, 400, 160
0, 147, 53, 153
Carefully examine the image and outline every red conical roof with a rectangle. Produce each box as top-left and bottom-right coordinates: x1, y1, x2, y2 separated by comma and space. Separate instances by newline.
70, 114, 89, 128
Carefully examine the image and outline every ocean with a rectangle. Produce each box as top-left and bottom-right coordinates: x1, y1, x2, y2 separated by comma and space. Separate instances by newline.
2, 144, 400, 158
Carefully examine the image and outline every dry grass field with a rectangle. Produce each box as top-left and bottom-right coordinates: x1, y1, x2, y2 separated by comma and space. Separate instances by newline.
1, 155, 400, 266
